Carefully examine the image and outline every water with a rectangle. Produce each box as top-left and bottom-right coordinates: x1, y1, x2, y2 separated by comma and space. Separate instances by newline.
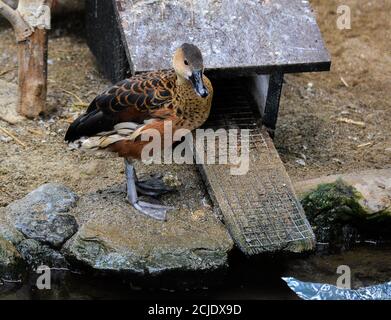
1, 245, 390, 300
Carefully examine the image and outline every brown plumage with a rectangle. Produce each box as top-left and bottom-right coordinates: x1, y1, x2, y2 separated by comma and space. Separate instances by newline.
65, 49, 213, 160
64, 43, 213, 220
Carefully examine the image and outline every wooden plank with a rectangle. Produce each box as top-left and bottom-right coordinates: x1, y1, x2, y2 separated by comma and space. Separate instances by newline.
195, 79, 315, 254
113, 0, 330, 76
249, 73, 285, 137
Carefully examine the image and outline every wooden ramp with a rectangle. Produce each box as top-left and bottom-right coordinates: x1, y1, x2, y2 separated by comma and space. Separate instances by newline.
195, 80, 315, 255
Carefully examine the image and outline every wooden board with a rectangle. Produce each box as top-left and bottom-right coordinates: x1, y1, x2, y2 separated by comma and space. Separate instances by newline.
113, 0, 330, 76
195, 79, 315, 255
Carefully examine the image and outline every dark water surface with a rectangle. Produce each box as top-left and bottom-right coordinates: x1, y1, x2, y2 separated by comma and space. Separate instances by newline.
1, 245, 390, 300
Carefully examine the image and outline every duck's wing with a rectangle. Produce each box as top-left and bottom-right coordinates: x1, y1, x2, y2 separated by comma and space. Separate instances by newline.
64, 70, 176, 143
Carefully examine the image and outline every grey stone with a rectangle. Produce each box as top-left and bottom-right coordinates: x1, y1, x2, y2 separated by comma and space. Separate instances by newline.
6, 183, 79, 247
17, 239, 69, 269
0, 236, 24, 279
0, 208, 25, 245
115, 0, 330, 75
63, 183, 233, 275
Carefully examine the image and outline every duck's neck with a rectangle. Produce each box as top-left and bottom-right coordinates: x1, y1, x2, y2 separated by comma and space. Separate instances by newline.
173, 75, 211, 130
173, 75, 208, 106
174, 75, 195, 99
175, 74, 190, 86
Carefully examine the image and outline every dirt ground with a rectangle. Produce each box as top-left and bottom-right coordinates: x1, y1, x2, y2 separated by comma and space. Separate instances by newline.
0, 1, 390, 207
276, 0, 391, 181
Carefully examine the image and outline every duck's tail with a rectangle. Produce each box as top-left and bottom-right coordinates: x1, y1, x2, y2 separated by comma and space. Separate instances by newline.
64, 108, 115, 143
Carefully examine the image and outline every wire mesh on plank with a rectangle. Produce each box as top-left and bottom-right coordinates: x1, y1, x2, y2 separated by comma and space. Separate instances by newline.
196, 79, 315, 254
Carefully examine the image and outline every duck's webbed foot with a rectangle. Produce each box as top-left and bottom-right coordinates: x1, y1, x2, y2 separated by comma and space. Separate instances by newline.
125, 159, 173, 221
136, 174, 176, 197
133, 201, 172, 221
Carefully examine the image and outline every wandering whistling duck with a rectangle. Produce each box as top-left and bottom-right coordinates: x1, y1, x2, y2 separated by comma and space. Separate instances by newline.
65, 43, 213, 221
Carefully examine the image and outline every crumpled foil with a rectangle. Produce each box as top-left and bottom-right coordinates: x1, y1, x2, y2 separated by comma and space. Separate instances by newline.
283, 277, 391, 300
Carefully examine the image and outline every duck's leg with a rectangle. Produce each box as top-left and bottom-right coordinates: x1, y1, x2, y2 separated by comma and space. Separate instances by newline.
125, 159, 173, 221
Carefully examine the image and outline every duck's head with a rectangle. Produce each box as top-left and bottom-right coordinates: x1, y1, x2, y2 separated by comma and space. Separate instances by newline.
173, 43, 209, 98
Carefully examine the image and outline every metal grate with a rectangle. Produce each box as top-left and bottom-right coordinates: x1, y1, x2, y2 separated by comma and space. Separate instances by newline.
195, 79, 315, 255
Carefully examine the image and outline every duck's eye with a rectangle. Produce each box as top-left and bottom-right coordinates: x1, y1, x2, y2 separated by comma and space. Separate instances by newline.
184, 60, 189, 66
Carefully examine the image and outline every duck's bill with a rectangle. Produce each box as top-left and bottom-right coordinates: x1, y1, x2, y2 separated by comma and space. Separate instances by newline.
190, 70, 209, 98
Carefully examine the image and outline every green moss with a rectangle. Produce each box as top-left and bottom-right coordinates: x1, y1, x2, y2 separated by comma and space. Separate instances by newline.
302, 179, 366, 223
302, 179, 391, 222
301, 179, 391, 251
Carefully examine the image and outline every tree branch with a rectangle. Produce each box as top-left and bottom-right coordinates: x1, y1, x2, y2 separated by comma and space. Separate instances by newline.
0, 0, 33, 41
0, 0, 19, 26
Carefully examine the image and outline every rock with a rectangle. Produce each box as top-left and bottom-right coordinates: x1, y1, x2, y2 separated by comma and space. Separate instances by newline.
300, 180, 361, 252
17, 239, 68, 269
162, 173, 182, 188
191, 209, 208, 222
63, 187, 233, 275
295, 169, 391, 215
295, 159, 306, 166
0, 80, 24, 124
0, 236, 24, 280
0, 208, 25, 245
297, 174, 391, 253
6, 183, 79, 247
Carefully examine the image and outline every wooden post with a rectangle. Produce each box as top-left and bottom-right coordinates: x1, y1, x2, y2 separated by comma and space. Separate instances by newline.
0, 0, 52, 118
17, 27, 48, 118
249, 72, 284, 139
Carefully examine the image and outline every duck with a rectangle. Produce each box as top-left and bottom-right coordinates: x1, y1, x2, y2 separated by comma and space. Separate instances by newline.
65, 43, 213, 221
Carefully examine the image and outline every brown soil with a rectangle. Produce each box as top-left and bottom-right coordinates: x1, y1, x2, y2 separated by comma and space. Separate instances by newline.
276, 0, 391, 181
1, 1, 391, 207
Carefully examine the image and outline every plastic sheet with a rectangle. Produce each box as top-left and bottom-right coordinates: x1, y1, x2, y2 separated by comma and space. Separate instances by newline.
283, 277, 391, 300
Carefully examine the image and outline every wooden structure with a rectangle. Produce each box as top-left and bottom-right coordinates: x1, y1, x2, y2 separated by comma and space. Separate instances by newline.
0, 0, 53, 118
85, 0, 331, 255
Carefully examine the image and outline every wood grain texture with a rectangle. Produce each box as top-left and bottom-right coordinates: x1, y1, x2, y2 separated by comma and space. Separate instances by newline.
17, 28, 48, 118
114, 0, 331, 76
